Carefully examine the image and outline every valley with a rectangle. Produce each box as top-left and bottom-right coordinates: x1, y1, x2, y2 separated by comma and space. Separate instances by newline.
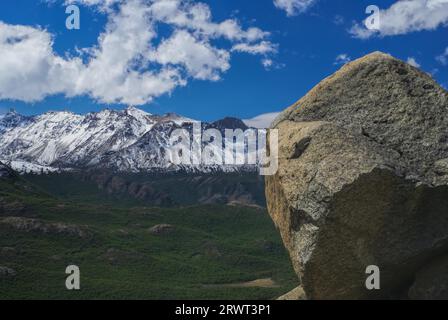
0, 165, 297, 300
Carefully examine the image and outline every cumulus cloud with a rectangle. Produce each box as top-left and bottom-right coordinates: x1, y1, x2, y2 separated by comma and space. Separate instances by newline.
243, 112, 280, 129
350, 0, 448, 39
0, 22, 84, 102
0, 0, 277, 105
150, 30, 230, 81
436, 47, 448, 65
334, 53, 351, 65
407, 57, 421, 68
273, 0, 316, 16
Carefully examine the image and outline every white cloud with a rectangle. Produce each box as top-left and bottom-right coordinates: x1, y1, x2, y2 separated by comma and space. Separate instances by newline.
273, 0, 316, 17
407, 57, 421, 68
243, 112, 280, 128
150, 30, 230, 81
231, 41, 278, 70
262, 59, 274, 69
65, 0, 120, 10
334, 54, 351, 65
0, 0, 277, 105
350, 0, 448, 39
232, 41, 278, 55
0, 22, 84, 102
436, 47, 448, 65
147, 0, 269, 42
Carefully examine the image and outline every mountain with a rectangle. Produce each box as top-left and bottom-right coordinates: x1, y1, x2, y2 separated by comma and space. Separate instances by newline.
0, 110, 31, 133
0, 161, 15, 179
0, 107, 255, 174
209, 117, 248, 131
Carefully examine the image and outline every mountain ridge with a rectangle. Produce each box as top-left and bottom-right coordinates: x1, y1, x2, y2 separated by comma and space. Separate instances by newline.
0, 106, 257, 174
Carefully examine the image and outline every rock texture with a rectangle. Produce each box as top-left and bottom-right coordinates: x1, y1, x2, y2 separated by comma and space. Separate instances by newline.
266, 52, 448, 299
277, 286, 307, 300
0, 266, 17, 278
408, 256, 448, 300
0, 161, 16, 179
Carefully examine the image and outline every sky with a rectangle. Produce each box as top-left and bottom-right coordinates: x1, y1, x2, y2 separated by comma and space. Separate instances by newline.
0, 0, 447, 127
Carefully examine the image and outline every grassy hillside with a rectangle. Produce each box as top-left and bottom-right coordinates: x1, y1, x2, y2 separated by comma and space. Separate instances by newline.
0, 174, 297, 300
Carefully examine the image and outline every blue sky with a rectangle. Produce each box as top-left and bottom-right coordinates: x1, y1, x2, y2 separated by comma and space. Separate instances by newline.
0, 0, 446, 124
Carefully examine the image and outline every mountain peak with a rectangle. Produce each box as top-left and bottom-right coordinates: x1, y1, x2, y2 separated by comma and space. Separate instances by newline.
212, 117, 248, 130
0, 110, 31, 131
125, 105, 151, 114
4, 108, 18, 115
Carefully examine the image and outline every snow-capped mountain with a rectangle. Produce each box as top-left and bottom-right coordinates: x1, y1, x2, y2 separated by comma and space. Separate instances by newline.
0, 110, 32, 133
0, 107, 254, 174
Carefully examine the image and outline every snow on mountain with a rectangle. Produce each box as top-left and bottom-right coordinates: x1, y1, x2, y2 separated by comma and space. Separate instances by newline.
0, 110, 31, 133
0, 107, 157, 169
0, 107, 257, 174
0, 160, 62, 174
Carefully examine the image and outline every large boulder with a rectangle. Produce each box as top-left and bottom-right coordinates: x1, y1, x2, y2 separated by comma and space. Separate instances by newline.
408, 256, 448, 300
266, 52, 448, 299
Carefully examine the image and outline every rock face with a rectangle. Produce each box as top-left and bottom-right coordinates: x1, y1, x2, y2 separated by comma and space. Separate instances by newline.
408, 256, 448, 300
0, 161, 16, 179
277, 286, 307, 300
148, 224, 175, 235
0, 266, 17, 278
265, 52, 448, 299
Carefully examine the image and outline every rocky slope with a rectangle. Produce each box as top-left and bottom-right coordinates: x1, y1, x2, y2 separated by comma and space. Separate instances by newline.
266, 52, 448, 299
0, 161, 15, 179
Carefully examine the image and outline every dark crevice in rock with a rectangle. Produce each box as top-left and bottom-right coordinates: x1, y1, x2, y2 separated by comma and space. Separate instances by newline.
289, 137, 312, 160
290, 208, 315, 232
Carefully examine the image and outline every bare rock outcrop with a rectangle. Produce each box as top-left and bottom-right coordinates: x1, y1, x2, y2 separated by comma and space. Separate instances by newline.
0, 161, 16, 179
148, 224, 175, 235
0, 266, 16, 278
266, 52, 448, 299
0, 216, 90, 238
